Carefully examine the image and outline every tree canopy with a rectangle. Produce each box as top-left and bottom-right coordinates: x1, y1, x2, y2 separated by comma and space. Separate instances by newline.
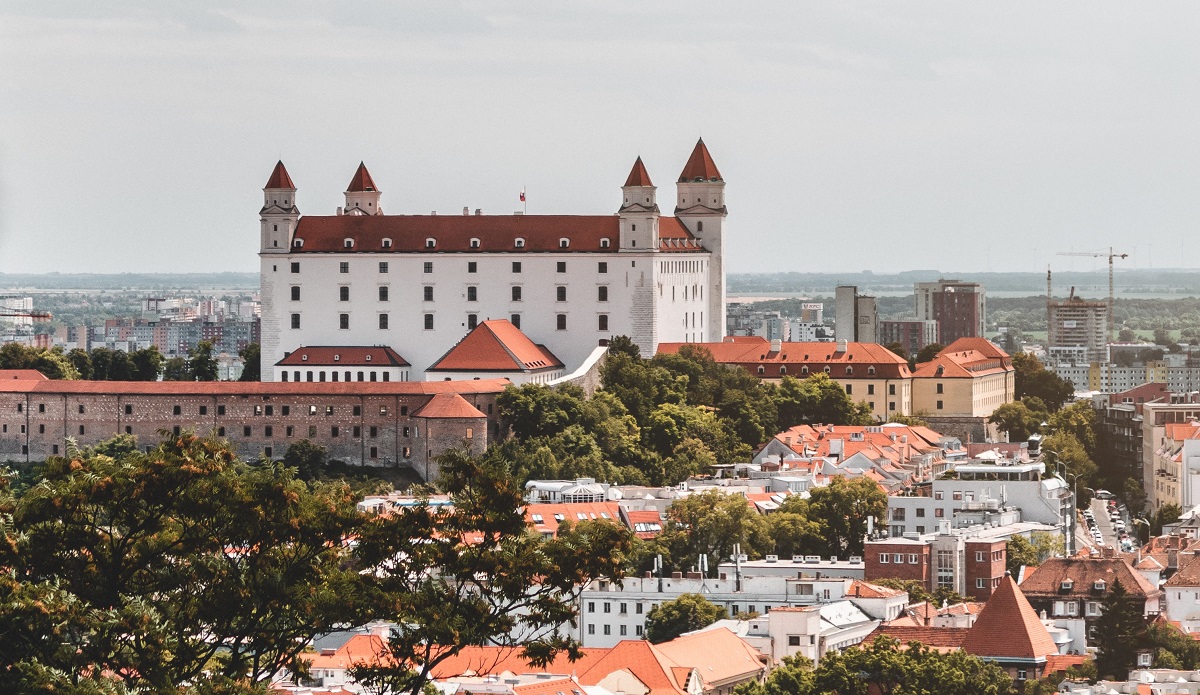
643, 594, 728, 643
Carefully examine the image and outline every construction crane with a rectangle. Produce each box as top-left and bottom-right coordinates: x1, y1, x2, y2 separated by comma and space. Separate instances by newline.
1056, 247, 1128, 343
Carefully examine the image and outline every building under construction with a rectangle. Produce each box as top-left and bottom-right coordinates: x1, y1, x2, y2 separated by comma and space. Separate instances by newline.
1047, 287, 1108, 363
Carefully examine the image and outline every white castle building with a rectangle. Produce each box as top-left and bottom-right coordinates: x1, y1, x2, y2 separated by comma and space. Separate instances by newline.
258, 140, 728, 381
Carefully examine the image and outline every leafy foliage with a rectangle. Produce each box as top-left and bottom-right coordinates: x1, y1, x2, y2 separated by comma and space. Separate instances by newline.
1012, 353, 1074, 413
643, 593, 728, 643
1005, 532, 1064, 575
238, 342, 260, 382
0, 343, 79, 379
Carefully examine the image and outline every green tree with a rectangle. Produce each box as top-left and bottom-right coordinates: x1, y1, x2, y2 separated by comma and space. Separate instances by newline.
766, 512, 824, 559
989, 401, 1041, 441
1093, 579, 1148, 679
883, 342, 908, 360
812, 636, 1010, 695
915, 343, 945, 365
659, 438, 718, 486
0, 343, 79, 379
66, 347, 93, 379
1124, 478, 1148, 516
189, 340, 219, 381
1151, 503, 1182, 535
871, 578, 965, 607
773, 373, 874, 429
497, 383, 586, 440
643, 593, 728, 643
6, 433, 361, 691
237, 342, 260, 382
130, 345, 164, 381
1012, 352, 1075, 412
350, 447, 634, 695
1118, 327, 1137, 342
163, 356, 190, 381
886, 412, 929, 427
656, 489, 772, 575
801, 476, 887, 558
1043, 431, 1099, 508
283, 439, 328, 479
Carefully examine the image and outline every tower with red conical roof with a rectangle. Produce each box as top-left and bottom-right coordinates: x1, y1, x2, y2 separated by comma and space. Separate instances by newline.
675, 139, 727, 340
343, 162, 382, 216
618, 156, 659, 251
261, 160, 299, 253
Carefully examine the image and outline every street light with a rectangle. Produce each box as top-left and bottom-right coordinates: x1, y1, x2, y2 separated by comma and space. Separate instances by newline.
1045, 449, 1079, 554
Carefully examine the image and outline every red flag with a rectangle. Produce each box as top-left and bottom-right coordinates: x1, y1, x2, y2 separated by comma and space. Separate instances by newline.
520, 188, 526, 202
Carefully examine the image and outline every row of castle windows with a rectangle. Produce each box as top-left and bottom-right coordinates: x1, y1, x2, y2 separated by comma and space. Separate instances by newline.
290, 312, 606, 333
289, 284, 610, 303
11, 402, 418, 418
292, 237, 612, 250
289, 260, 608, 275
754, 365, 882, 376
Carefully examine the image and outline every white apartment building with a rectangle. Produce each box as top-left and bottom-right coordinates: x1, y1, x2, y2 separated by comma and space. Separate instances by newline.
258, 141, 728, 380
576, 574, 905, 648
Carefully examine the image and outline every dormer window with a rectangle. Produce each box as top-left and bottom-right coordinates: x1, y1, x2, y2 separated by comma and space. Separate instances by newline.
846, 367, 853, 375
515, 238, 526, 248
470, 238, 480, 249
868, 366, 876, 375
780, 366, 787, 375
600, 238, 610, 248
382, 238, 392, 249
333, 354, 341, 361
757, 366, 765, 375
559, 238, 570, 249
1060, 579, 1074, 591
1093, 580, 1106, 591
801, 366, 809, 374
425, 238, 436, 249
301, 355, 309, 361
293, 239, 304, 248
823, 366, 831, 373
365, 355, 372, 362
344, 238, 354, 249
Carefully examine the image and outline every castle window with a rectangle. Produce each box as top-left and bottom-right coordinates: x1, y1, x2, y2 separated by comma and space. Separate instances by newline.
556, 314, 567, 330
801, 366, 809, 374
425, 238, 436, 249
598, 314, 608, 331
468, 314, 478, 329
379, 262, 388, 273
424, 314, 434, 330
512, 262, 522, 273
468, 262, 477, 273
343, 238, 354, 249
556, 286, 567, 302
599, 262, 608, 273
339, 262, 349, 273
379, 286, 388, 301
559, 238, 570, 249
339, 314, 349, 329
758, 366, 766, 375
512, 286, 522, 302
293, 239, 303, 248
515, 238, 525, 248
339, 286, 350, 302
470, 238, 480, 249
290, 262, 300, 273
598, 286, 608, 302
868, 366, 876, 375
382, 238, 392, 249
600, 238, 610, 248
780, 366, 787, 374
846, 367, 853, 375
424, 286, 434, 302
291, 314, 300, 329
273, 224, 278, 232
823, 366, 831, 373
467, 286, 478, 302
511, 314, 521, 328
632, 224, 637, 232
291, 286, 300, 301
424, 262, 433, 273
697, 221, 704, 232
557, 261, 566, 273
379, 314, 389, 329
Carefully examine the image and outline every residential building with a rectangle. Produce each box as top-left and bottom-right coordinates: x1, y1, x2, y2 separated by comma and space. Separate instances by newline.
1143, 400, 1200, 510
0, 369, 499, 480
914, 279, 986, 344
1018, 554, 1161, 643
524, 478, 611, 504
834, 286, 877, 343
1047, 295, 1108, 364
1149, 421, 1200, 512
910, 337, 1015, 443
657, 338, 911, 421
864, 527, 1008, 601
273, 345, 413, 383
1164, 553, 1200, 635
878, 319, 939, 356
259, 141, 728, 381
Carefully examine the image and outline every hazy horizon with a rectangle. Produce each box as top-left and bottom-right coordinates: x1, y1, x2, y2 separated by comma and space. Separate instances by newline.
3, 2, 1199, 275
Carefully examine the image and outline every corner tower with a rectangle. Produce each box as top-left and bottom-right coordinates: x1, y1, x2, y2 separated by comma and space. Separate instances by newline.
618, 156, 659, 250
674, 139, 727, 341
260, 160, 298, 252
344, 162, 382, 215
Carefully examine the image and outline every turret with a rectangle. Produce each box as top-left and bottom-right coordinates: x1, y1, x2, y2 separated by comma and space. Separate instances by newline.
260, 160, 298, 253
618, 157, 659, 251
674, 139, 727, 341
343, 162, 382, 215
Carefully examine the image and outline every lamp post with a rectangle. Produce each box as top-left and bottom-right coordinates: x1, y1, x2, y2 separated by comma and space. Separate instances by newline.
1045, 449, 1077, 554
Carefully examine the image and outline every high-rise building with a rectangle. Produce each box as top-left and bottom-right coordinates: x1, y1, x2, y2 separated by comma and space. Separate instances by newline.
914, 279, 986, 344
835, 285, 877, 343
879, 319, 939, 356
1047, 295, 1107, 364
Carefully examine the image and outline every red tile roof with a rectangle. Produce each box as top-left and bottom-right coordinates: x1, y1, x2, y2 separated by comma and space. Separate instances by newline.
624, 157, 654, 187
0, 371, 508, 398
1044, 654, 1089, 674
0, 369, 49, 381
962, 575, 1058, 661
678, 139, 722, 183
265, 160, 295, 189
291, 214, 706, 255
576, 640, 687, 695
657, 339, 911, 379
413, 393, 486, 419
301, 634, 390, 670
913, 338, 1012, 379
1019, 557, 1160, 600
652, 628, 764, 688
868, 626, 970, 650
623, 509, 665, 539
846, 580, 906, 599
346, 162, 378, 192
275, 345, 410, 368
1164, 554, 1200, 587
428, 320, 563, 373
428, 646, 608, 679
524, 502, 622, 537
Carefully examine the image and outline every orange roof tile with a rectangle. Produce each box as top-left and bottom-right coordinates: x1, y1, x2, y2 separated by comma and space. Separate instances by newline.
1044, 654, 1088, 674
656, 340, 911, 379
678, 139, 722, 183
576, 640, 687, 695
291, 214, 705, 255
962, 575, 1058, 661
846, 580, 906, 599
428, 646, 608, 679
525, 502, 622, 537
653, 628, 764, 688
412, 393, 486, 419
624, 157, 654, 187
346, 162, 378, 192
0, 376, 508, 398
1020, 557, 1159, 600
265, 160, 295, 189
0, 369, 48, 381
868, 625, 970, 649
302, 634, 390, 671
912, 338, 1012, 379
276, 345, 410, 367
428, 320, 563, 373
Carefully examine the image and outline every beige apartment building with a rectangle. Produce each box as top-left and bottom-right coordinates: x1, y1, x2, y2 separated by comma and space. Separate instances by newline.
911, 338, 1015, 443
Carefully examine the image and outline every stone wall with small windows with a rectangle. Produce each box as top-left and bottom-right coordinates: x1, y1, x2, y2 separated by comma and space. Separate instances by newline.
0, 380, 500, 481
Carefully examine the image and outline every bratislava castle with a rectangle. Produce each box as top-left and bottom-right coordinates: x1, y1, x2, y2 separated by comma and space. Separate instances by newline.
258, 140, 727, 381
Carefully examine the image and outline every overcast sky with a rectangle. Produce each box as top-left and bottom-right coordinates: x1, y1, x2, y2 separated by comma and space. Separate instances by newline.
2, 2, 1198, 275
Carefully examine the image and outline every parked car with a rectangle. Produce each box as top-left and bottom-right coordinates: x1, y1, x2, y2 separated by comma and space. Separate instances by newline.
1095, 489, 1116, 500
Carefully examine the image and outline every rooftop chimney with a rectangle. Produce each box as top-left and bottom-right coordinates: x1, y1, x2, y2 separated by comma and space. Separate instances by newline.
837, 339, 849, 353
770, 338, 782, 353
463, 206, 470, 215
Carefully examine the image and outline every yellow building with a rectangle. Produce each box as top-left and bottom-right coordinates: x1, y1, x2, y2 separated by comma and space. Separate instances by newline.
911, 338, 1015, 442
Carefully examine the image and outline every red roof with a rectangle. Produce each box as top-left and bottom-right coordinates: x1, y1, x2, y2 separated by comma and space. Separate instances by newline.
652, 628, 764, 688
346, 162, 378, 192
623, 509, 664, 539
301, 634, 390, 671
429, 646, 608, 680
576, 640, 687, 695
0, 371, 508, 398
265, 160, 295, 189
291, 214, 705, 255
524, 502, 622, 537
867, 626, 970, 650
1020, 557, 1160, 600
656, 339, 911, 379
846, 580, 906, 599
428, 320, 563, 373
913, 338, 1012, 379
678, 139, 722, 183
412, 393, 486, 419
0, 369, 49, 381
961, 575, 1058, 661
276, 345, 410, 368
624, 157, 654, 187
